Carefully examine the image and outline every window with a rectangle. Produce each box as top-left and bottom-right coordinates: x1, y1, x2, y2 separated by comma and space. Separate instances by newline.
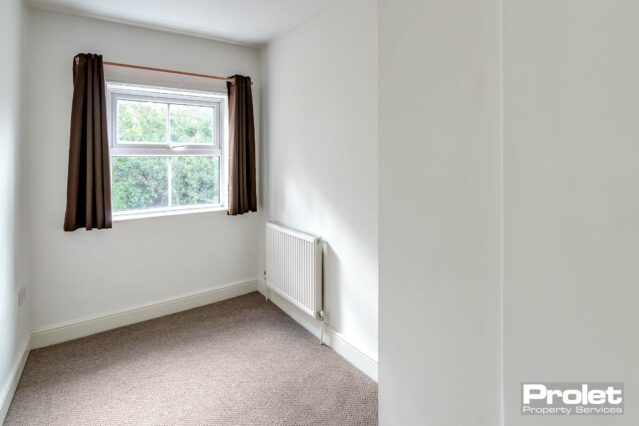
107, 83, 227, 218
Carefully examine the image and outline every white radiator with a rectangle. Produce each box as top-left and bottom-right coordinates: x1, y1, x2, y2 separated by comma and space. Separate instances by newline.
265, 222, 323, 319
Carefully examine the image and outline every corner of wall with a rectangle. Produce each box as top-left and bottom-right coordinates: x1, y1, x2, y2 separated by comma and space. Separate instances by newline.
256, 279, 378, 382
0, 1, 34, 422
0, 335, 30, 423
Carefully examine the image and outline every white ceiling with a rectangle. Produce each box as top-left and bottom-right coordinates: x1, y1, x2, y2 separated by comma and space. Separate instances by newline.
27, 0, 337, 46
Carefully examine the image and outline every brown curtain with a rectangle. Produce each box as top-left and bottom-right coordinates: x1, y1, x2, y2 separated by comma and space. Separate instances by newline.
63, 53, 112, 231
227, 75, 257, 215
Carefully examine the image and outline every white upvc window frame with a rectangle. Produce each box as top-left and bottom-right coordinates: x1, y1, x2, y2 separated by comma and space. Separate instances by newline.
106, 82, 228, 219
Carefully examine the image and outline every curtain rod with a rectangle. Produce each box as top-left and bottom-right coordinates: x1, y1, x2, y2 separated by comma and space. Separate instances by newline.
103, 61, 251, 84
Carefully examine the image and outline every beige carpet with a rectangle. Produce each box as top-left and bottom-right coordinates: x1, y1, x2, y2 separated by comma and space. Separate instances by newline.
5, 292, 377, 425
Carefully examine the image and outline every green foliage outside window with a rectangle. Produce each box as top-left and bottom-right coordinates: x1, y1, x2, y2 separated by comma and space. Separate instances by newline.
112, 157, 168, 211
117, 101, 167, 143
172, 157, 219, 206
112, 156, 219, 212
112, 98, 219, 213
170, 104, 214, 144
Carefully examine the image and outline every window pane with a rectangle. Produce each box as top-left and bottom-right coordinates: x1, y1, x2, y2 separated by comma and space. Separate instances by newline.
170, 104, 214, 144
112, 157, 169, 211
117, 100, 167, 143
171, 156, 220, 206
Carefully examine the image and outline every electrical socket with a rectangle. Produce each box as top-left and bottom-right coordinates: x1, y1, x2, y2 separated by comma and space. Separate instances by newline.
17, 285, 27, 306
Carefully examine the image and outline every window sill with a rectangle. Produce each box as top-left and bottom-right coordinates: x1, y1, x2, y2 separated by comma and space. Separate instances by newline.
113, 206, 227, 222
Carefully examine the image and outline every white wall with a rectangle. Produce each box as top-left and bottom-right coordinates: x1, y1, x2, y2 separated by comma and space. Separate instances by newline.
26, 9, 261, 330
0, 0, 31, 418
378, 0, 502, 425
504, 1, 639, 425
262, 0, 378, 364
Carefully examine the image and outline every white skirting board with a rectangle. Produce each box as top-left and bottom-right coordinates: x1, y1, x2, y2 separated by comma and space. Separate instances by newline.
0, 336, 30, 424
31, 279, 258, 349
257, 281, 378, 382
